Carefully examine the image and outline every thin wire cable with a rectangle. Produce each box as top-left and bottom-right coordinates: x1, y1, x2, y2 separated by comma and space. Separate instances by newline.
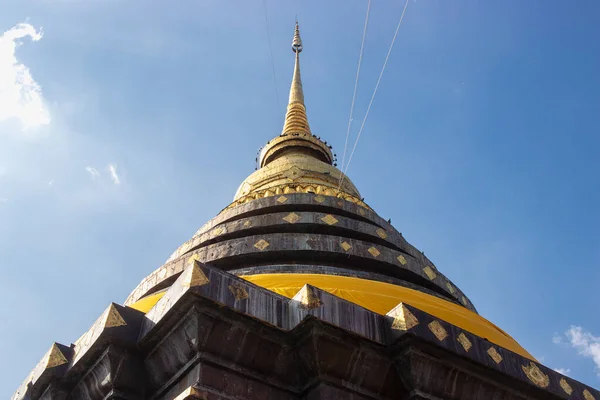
262, 0, 281, 113
339, 0, 410, 190
339, 0, 372, 177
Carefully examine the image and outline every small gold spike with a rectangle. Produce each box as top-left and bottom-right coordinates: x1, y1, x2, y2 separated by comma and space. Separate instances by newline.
457, 332, 472, 352
283, 212, 301, 224
341, 241, 352, 251
428, 320, 448, 341
521, 362, 549, 388
228, 283, 249, 300
46, 344, 68, 369
254, 239, 270, 251
294, 285, 323, 310
104, 304, 127, 328
559, 378, 573, 395
243, 220, 252, 227
182, 260, 210, 287
423, 266, 437, 280
376, 228, 387, 239
276, 195, 288, 203
173, 387, 203, 400
368, 246, 380, 257
388, 303, 419, 331
397, 255, 408, 265
321, 214, 339, 225
584, 389, 596, 400
487, 347, 503, 364
314, 195, 325, 203
446, 281, 456, 294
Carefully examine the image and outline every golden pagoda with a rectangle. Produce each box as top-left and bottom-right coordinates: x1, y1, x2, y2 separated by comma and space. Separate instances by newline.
13, 22, 598, 400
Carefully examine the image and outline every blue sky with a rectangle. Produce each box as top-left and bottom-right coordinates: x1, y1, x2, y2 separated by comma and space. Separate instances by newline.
1, 0, 599, 396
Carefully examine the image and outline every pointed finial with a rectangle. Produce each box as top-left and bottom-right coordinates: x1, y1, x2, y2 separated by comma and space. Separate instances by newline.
292, 21, 303, 53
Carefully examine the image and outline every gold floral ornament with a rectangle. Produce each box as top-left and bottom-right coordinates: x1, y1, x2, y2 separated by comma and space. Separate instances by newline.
457, 332, 472, 352
559, 378, 572, 395
388, 303, 419, 331
487, 347, 503, 364
423, 266, 437, 280
521, 362, 549, 388
254, 239, 270, 251
243, 220, 252, 227
397, 255, 408, 265
341, 241, 352, 251
368, 247, 381, 257
283, 212, 301, 224
584, 389, 596, 400
321, 214, 339, 225
228, 283, 249, 300
314, 195, 325, 203
276, 195, 288, 203
428, 320, 448, 341
294, 285, 323, 310
445, 281, 456, 294
376, 228, 387, 239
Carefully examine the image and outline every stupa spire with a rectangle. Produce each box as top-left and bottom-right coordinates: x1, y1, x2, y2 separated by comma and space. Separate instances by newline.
281, 22, 311, 135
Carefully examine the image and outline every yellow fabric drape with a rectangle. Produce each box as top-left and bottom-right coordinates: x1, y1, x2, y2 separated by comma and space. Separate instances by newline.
129, 273, 533, 361
241, 273, 534, 361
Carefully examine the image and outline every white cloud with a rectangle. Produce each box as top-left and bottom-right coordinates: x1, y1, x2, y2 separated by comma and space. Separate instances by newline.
0, 197, 7, 203
108, 164, 120, 185
565, 326, 600, 376
48, 180, 54, 186
0, 23, 50, 130
85, 166, 100, 179
554, 368, 571, 376
553, 335, 563, 345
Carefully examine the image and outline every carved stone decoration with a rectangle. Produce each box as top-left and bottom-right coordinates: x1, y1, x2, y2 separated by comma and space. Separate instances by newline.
521, 362, 550, 388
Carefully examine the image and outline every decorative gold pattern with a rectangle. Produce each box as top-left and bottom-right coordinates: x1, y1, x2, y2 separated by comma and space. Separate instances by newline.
314, 195, 325, 203
368, 247, 381, 257
243, 220, 252, 227
559, 378, 573, 395
358, 208, 366, 216
254, 239, 270, 251
487, 347, 503, 364
276, 195, 288, 204
182, 260, 210, 287
294, 285, 323, 310
428, 320, 448, 341
284, 165, 303, 180
446, 282, 456, 294
228, 283, 249, 300
584, 389, 596, 400
104, 304, 127, 328
341, 242, 352, 251
283, 212, 301, 224
423, 266, 437, 280
46, 344, 68, 368
461, 296, 468, 306
213, 226, 225, 236
389, 303, 419, 331
457, 332, 472, 352
321, 214, 339, 225
376, 228, 387, 239
397, 255, 408, 265
521, 362, 549, 388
